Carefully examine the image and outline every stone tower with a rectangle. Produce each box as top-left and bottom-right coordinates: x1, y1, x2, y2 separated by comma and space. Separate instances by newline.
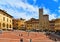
43, 14, 49, 30
39, 8, 44, 30
39, 9, 49, 31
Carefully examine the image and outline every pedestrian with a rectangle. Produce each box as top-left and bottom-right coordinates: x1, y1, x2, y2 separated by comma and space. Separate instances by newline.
0, 30, 2, 34
30, 39, 32, 42
21, 34, 23, 36
20, 38, 23, 42
55, 38, 57, 42
19, 34, 20, 36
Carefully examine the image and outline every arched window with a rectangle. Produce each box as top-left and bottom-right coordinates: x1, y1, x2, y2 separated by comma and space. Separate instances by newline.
3, 17, 5, 21
10, 25, 11, 28
0, 23, 1, 28
7, 18, 8, 22
3, 23, 5, 27
7, 24, 8, 28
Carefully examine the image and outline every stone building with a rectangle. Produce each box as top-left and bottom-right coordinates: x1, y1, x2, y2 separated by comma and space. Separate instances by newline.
25, 18, 39, 30
39, 8, 44, 30
49, 19, 60, 31
0, 9, 13, 30
55, 18, 60, 31
25, 8, 49, 30
39, 8, 49, 31
43, 14, 49, 30
13, 18, 25, 30
49, 20, 55, 31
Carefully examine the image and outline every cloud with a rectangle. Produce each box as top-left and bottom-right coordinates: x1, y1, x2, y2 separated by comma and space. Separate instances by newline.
49, 14, 57, 20
0, 0, 57, 20
0, 0, 38, 20
58, 10, 60, 13
57, 6, 60, 18
58, 6, 60, 13
58, 6, 60, 9
53, 0, 58, 2
43, 7, 50, 14
33, 0, 36, 4
43, 7, 57, 20
39, 4, 57, 20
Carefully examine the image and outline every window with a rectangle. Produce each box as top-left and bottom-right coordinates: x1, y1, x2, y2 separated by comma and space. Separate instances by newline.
10, 20, 11, 22
3, 23, 5, 27
0, 23, 1, 27
16, 24, 18, 26
7, 24, 8, 28
3, 17, 5, 21
30, 25, 32, 27
7, 18, 8, 22
10, 25, 11, 28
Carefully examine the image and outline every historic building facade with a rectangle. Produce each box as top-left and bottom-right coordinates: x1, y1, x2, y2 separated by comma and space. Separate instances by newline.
13, 18, 25, 30
0, 9, 13, 30
39, 8, 44, 30
39, 8, 49, 30
25, 18, 39, 30
55, 18, 60, 31
25, 9, 49, 30
49, 19, 60, 31
49, 20, 55, 31
43, 14, 49, 30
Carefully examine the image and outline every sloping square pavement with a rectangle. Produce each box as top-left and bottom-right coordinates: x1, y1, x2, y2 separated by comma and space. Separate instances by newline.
0, 30, 55, 42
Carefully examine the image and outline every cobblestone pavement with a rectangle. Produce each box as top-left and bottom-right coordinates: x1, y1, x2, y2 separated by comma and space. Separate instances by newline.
0, 30, 55, 42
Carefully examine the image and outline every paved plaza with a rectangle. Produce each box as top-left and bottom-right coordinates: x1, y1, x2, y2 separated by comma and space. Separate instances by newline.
0, 30, 55, 42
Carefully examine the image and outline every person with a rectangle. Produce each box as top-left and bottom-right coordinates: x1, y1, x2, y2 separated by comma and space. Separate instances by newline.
55, 38, 57, 42
21, 34, 23, 36
0, 30, 2, 34
30, 39, 32, 42
20, 38, 23, 42
19, 34, 20, 36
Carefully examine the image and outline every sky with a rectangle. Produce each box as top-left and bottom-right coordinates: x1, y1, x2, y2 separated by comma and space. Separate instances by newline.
0, 0, 60, 20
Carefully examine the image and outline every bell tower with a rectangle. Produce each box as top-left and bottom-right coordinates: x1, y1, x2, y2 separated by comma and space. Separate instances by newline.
39, 8, 44, 30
